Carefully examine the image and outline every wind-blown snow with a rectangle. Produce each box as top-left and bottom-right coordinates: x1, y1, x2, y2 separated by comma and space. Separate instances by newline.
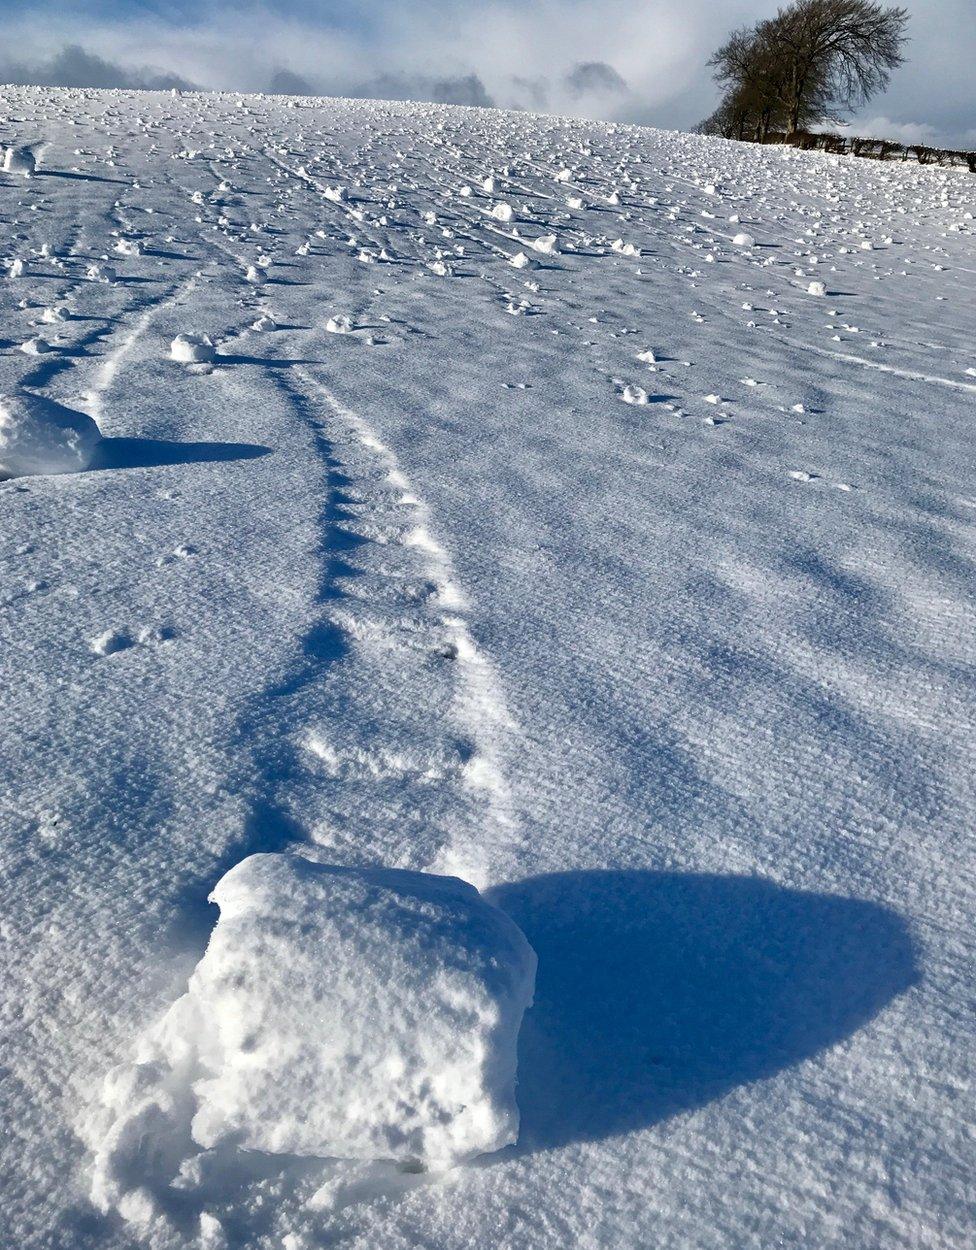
0, 83, 973, 1250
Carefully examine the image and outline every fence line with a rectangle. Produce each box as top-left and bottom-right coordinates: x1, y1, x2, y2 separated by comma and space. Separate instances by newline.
765, 129, 976, 173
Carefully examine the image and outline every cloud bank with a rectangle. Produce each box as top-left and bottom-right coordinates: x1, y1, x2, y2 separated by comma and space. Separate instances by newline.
0, 1, 972, 147
0, 44, 197, 92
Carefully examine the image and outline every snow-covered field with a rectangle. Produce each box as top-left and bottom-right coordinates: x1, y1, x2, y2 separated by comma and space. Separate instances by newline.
1, 84, 974, 1249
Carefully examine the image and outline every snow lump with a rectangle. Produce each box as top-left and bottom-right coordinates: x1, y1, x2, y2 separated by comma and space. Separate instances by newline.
162, 855, 535, 1169
0, 391, 101, 478
170, 333, 215, 363
3, 144, 38, 176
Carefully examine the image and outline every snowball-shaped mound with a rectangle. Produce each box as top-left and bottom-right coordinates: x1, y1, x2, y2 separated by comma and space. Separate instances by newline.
20, 337, 51, 355
3, 145, 37, 176
732, 232, 755, 248
170, 333, 215, 363
807, 280, 827, 297
177, 855, 536, 1169
0, 391, 101, 478
621, 384, 649, 405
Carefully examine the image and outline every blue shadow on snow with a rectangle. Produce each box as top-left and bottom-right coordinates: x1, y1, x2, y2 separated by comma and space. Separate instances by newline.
490, 870, 916, 1153
89, 436, 271, 471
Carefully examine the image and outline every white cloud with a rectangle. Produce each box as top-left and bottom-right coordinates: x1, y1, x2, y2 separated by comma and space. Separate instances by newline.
840, 117, 937, 146
0, 0, 735, 119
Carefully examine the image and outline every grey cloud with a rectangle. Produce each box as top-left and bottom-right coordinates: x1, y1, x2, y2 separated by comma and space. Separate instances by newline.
350, 72, 494, 108
268, 68, 316, 96
0, 43, 197, 91
509, 77, 551, 110
0, 42, 495, 112
564, 61, 628, 98
503, 65, 627, 114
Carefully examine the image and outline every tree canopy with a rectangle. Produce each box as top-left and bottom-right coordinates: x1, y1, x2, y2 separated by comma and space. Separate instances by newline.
700, 0, 909, 142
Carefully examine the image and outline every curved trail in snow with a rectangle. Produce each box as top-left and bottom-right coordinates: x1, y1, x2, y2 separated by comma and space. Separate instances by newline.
291, 364, 519, 888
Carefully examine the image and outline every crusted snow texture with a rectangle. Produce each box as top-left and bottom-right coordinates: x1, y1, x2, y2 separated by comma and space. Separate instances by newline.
0, 391, 101, 478
179, 854, 536, 1168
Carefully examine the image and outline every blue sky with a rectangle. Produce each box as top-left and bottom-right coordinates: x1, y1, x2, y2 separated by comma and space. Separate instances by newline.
0, 1, 972, 145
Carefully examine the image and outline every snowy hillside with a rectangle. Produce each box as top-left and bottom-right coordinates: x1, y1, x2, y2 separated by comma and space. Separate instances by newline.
1, 84, 974, 1249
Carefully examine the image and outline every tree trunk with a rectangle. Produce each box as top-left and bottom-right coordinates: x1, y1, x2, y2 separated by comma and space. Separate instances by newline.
787, 64, 803, 140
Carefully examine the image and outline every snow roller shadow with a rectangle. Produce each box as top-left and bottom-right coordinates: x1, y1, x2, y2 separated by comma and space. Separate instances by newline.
90, 437, 271, 472
490, 871, 916, 1154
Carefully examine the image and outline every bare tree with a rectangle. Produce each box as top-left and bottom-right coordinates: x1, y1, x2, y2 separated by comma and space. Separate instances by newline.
701, 0, 908, 143
761, 0, 909, 137
707, 29, 775, 140
696, 91, 754, 141
708, 23, 832, 141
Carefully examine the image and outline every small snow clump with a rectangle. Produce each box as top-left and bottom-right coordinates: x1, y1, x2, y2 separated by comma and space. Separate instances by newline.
170, 333, 215, 363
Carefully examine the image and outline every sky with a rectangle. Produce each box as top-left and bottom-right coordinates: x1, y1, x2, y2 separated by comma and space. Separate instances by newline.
0, 0, 972, 147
